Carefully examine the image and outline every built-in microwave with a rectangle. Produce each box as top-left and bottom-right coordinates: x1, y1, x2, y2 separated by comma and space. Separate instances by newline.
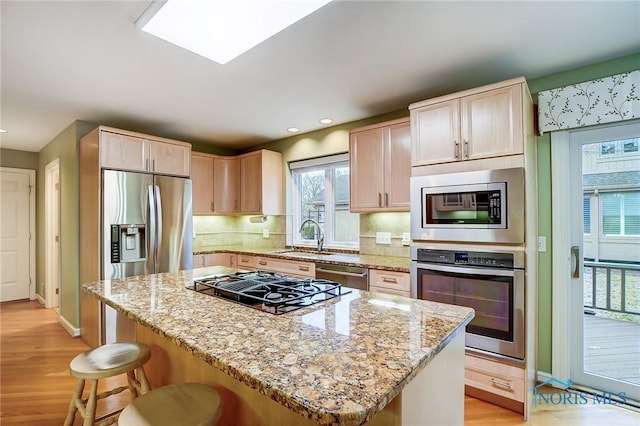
410, 168, 525, 244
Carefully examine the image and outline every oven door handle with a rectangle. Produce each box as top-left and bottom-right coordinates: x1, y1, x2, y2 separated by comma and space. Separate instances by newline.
413, 262, 516, 277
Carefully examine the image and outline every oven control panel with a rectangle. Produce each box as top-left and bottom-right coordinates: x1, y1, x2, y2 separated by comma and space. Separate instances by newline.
416, 249, 514, 268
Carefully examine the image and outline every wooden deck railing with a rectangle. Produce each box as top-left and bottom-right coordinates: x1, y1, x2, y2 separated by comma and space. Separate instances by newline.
583, 261, 640, 316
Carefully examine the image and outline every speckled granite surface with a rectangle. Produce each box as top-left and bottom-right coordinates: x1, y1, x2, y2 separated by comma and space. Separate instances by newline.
194, 246, 411, 272
83, 268, 473, 425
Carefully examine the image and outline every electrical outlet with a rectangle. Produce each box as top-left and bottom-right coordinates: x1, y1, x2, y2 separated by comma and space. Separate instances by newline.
262, 229, 270, 239
376, 232, 391, 245
538, 236, 546, 252
402, 232, 411, 245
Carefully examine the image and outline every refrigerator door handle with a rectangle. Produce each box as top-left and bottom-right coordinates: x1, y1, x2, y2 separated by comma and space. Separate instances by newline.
155, 184, 163, 272
147, 185, 156, 273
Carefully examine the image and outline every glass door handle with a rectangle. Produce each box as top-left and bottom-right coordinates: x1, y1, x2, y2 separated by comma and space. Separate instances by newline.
571, 245, 580, 278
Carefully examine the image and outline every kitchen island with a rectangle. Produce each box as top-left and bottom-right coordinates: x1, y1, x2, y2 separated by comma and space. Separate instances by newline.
82, 266, 474, 426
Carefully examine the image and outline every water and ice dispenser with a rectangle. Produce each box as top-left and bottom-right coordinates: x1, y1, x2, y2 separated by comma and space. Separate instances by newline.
110, 224, 146, 263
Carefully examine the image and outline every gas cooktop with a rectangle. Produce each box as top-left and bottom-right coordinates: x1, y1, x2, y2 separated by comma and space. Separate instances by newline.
188, 270, 350, 314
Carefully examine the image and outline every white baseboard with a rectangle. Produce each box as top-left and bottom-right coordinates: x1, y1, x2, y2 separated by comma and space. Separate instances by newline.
59, 314, 80, 337
36, 294, 46, 306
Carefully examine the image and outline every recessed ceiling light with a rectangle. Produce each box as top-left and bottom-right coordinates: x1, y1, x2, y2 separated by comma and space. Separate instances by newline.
137, 0, 333, 65
319, 118, 333, 124
287, 127, 300, 133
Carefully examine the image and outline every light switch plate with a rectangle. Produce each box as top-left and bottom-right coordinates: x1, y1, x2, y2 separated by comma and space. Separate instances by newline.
262, 229, 270, 239
538, 236, 546, 252
402, 232, 411, 245
376, 232, 391, 245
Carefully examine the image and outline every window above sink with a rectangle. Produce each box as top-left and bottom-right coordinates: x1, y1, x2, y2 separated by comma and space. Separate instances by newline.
290, 154, 359, 250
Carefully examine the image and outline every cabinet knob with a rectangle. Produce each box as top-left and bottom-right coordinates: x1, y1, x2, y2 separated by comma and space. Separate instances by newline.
463, 140, 469, 159
454, 140, 459, 159
378, 192, 382, 207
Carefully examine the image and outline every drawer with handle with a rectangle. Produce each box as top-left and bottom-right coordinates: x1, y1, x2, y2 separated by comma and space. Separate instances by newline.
255, 257, 315, 278
237, 255, 256, 269
369, 269, 410, 292
465, 354, 525, 402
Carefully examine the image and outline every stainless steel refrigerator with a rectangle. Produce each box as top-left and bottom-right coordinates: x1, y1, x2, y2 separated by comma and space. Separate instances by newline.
101, 169, 193, 343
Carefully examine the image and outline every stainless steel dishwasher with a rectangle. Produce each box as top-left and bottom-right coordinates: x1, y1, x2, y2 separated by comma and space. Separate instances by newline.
315, 263, 368, 290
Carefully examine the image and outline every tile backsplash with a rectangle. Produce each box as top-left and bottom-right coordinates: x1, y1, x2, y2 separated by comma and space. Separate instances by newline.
193, 212, 410, 258
193, 215, 286, 252
359, 212, 410, 257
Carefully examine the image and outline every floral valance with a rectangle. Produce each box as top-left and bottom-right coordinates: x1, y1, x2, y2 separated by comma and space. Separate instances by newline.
537, 70, 640, 135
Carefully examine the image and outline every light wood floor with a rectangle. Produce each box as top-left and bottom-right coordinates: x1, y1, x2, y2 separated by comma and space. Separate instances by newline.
1, 300, 639, 425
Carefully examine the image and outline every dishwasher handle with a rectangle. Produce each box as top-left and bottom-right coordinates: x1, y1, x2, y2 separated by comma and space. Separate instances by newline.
315, 267, 368, 278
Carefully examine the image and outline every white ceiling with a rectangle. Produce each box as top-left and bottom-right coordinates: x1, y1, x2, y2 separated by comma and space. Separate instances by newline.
1, 1, 639, 153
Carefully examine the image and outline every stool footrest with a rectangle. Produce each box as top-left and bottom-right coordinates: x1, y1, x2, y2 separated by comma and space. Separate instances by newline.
93, 408, 123, 426
95, 384, 130, 400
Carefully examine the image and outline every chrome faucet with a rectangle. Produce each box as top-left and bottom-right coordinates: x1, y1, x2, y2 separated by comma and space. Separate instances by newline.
298, 219, 324, 252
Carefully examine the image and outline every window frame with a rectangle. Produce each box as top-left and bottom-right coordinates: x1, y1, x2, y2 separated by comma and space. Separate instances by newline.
290, 153, 359, 250
599, 189, 640, 237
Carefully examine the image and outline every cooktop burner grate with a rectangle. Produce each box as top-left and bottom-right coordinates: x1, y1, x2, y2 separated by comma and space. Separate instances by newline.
188, 271, 350, 314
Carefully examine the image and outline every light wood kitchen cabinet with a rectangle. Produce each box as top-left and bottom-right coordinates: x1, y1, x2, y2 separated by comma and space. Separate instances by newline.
410, 77, 529, 167
194, 253, 237, 268
368, 269, 410, 298
465, 353, 525, 406
239, 150, 283, 215
99, 128, 191, 177
237, 254, 257, 270
213, 157, 240, 214
100, 131, 148, 172
255, 257, 315, 278
189, 149, 283, 216
149, 140, 191, 176
350, 117, 411, 212
191, 153, 214, 214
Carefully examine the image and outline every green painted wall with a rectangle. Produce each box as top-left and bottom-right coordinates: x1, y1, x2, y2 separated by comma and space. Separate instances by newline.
36, 120, 96, 330
244, 109, 409, 216
528, 52, 640, 374
1, 148, 39, 169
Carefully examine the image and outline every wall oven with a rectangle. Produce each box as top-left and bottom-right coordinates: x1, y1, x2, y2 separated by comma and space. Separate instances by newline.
410, 246, 525, 360
410, 168, 524, 244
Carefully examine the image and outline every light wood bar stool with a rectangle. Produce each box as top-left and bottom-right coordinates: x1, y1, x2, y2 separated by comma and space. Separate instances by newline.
64, 342, 151, 426
118, 383, 222, 426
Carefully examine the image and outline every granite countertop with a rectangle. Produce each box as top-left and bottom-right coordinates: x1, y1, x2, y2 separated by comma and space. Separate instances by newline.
194, 246, 411, 273
83, 267, 473, 425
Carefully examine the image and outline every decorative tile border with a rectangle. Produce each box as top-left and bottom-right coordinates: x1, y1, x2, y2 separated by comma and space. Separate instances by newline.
538, 70, 640, 134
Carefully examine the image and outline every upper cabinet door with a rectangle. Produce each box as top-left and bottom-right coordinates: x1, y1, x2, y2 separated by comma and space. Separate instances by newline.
350, 127, 386, 210
240, 153, 262, 213
100, 132, 149, 172
149, 141, 191, 177
385, 121, 411, 209
461, 84, 523, 160
213, 157, 240, 213
411, 99, 460, 166
191, 153, 214, 214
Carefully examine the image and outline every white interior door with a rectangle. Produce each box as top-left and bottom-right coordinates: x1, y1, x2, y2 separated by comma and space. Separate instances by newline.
0, 169, 31, 302
567, 122, 640, 402
45, 159, 61, 308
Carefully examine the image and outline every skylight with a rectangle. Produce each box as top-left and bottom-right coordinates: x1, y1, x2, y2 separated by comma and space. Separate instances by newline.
137, 0, 332, 65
